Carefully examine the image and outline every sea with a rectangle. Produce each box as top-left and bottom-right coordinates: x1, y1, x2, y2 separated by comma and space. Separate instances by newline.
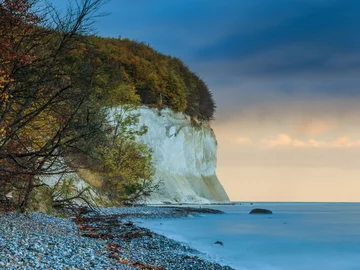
139, 202, 360, 270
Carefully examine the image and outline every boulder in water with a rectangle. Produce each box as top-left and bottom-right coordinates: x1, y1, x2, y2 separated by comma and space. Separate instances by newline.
249, 208, 273, 214
214, 241, 224, 246
162, 201, 172, 205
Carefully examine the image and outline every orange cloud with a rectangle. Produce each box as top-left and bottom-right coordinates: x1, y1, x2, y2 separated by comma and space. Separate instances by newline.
333, 136, 350, 147
296, 119, 336, 137
235, 136, 252, 145
261, 134, 360, 148
261, 134, 292, 147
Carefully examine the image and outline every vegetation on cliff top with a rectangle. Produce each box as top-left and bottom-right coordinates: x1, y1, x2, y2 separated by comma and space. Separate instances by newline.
73, 35, 216, 121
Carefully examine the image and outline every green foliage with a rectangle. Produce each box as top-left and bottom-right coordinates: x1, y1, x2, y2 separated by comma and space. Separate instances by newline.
78, 36, 216, 120
57, 178, 77, 199
105, 84, 141, 107
93, 109, 154, 204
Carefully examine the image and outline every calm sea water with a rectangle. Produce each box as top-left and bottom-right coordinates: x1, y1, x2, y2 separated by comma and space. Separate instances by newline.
139, 203, 360, 270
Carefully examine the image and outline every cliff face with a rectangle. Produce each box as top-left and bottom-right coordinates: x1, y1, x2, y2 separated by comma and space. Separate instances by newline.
41, 107, 229, 205
134, 107, 229, 204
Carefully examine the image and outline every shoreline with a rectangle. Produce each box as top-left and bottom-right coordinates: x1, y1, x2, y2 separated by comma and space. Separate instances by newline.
0, 207, 234, 269
135, 202, 236, 207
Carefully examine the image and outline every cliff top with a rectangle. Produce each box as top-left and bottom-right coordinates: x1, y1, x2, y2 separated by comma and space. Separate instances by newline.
76, 35, 216, 121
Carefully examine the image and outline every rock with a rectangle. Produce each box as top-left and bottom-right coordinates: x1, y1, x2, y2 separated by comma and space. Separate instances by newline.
124, 221, 134, 226
214, 241, 224, 246
162, 201, 172, 205
249, 208, 272, 214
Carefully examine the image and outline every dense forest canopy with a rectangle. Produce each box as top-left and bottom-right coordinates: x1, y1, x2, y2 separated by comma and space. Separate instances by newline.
82, 35, 216, 121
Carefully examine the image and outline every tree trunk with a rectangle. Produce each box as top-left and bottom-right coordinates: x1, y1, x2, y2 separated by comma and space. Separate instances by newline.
20, 177, 33, 213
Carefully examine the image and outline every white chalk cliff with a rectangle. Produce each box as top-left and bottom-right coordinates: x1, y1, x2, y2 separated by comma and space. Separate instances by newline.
133, 107, 229, 204
41, 107, 229, 205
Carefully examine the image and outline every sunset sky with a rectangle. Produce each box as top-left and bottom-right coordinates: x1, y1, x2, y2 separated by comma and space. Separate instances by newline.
51, 0, 360, 201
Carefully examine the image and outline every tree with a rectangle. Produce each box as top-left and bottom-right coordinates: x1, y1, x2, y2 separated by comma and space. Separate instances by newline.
0, 0, 107, 212
0, 0, 216, 212
93, 108, 155, 205
80, 35, 216, 120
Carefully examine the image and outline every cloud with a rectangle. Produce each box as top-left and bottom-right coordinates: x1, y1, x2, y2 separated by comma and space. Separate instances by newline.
334, 136, 360, 148
261, 134, 292, 147
261, 134, 360, 149
235, 136, 252, 145
293, 118, 337, 137
194, 0, 360, 65
333, 136, 350, 147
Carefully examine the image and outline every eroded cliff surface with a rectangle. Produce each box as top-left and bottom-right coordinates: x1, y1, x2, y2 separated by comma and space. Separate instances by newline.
134, 107, 229, 204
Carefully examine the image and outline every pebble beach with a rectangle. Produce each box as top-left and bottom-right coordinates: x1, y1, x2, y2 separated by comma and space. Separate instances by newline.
0, 207, 234, 270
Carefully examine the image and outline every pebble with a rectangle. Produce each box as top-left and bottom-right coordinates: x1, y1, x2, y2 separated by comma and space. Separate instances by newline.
0, 207, 233, 270
0, 212, 134, 269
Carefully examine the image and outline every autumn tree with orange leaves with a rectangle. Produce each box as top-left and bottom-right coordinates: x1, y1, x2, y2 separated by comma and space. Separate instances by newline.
0, 0, 107, 212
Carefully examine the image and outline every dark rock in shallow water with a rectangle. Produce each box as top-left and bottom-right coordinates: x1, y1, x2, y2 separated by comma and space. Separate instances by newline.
162, 201, 172, 205
124, 221, 133, 226
165, 206, 224, 214
249, 208, 273, 214
214, 241, 224, 246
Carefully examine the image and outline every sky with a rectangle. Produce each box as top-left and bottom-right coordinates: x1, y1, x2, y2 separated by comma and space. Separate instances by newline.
51, 0, 360, 202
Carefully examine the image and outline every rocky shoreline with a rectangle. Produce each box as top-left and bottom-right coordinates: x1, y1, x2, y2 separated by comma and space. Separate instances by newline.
0, 207, 234, 269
